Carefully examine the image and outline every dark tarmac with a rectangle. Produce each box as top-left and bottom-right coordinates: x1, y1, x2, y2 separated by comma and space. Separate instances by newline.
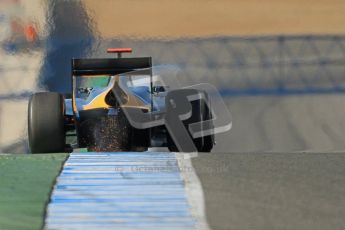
192, 152, 345, 230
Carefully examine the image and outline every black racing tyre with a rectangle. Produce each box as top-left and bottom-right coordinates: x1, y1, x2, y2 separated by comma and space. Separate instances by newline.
167, 99, 214, 152
28, 92, 66, 153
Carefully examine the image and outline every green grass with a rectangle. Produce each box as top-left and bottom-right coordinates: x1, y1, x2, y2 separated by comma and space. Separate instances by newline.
0, 154, 68, 230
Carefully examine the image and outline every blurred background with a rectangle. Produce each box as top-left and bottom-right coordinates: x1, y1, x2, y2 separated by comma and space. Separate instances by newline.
1, 0, 345, 153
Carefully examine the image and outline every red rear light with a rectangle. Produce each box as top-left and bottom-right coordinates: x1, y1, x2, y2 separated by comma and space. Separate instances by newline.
107, 48, 132, 53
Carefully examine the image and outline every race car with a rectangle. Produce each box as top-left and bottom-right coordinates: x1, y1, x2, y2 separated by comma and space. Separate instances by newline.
28, 48, 214, 153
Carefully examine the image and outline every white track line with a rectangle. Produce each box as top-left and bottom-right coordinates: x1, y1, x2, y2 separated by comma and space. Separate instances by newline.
175, 153, 210, 230
44, 152, 210, 230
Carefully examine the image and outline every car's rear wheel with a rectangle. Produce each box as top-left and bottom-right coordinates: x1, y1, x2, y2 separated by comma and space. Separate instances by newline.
28, 92, 66, 153
167, 99, 214, 152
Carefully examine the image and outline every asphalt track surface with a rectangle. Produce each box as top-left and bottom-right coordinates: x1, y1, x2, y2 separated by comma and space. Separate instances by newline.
214, 94, 345, 152
192, 152, 345, 230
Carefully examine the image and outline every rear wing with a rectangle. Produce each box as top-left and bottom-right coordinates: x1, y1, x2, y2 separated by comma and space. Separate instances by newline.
71, 49, 154, 115
72, 57, 152, 76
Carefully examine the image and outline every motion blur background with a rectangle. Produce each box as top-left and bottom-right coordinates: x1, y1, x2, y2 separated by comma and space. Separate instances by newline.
1, 0, 345, 153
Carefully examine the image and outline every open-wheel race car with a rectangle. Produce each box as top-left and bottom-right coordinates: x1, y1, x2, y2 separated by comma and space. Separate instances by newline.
28, 48, 214, 153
